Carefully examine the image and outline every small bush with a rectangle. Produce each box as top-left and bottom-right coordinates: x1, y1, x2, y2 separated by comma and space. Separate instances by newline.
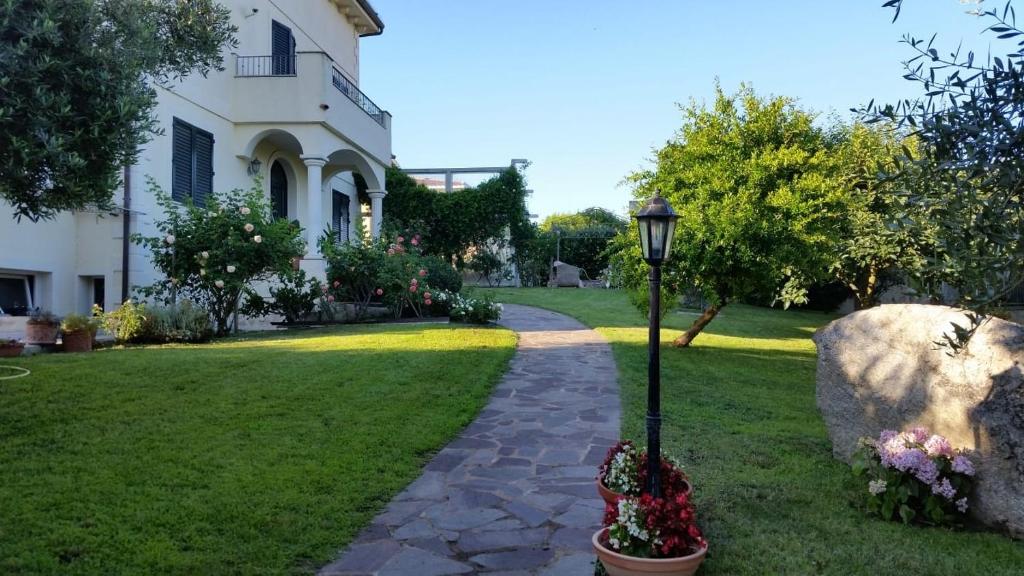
449, 293, 502, 324
61, 313, 99, 335
142, 302, 213, 343
97, 301, 147, 343
421, 256, 462, 293
243, 270, 321, 324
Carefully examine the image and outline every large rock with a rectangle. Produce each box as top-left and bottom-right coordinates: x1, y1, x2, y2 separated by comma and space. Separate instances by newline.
813, 304, 1024, 536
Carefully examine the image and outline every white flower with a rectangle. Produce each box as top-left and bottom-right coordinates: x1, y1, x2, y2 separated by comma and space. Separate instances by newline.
200, 269, 206, 276
214, 280, 224, 289
253, 235, 263, 243
226, 265, 236, 273
165, 234, 175, 245
868, 479, 887, 495
201, 251, 209, 259
240, 206, 251, 215
244, 223, 255, 233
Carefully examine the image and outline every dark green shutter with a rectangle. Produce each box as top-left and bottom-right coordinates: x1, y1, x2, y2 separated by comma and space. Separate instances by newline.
272, 21, 295, 75
193, 130, 213, 208
172, 119, 193, 203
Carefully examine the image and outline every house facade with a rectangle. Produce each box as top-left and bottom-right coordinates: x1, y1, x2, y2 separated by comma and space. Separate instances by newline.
0, 0, 390, 327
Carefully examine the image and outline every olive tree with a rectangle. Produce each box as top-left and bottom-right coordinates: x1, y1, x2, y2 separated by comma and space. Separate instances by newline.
0, 0, 237, 221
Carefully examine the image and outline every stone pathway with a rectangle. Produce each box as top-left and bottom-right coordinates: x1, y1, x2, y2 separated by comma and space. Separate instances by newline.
319, 304, 620, 575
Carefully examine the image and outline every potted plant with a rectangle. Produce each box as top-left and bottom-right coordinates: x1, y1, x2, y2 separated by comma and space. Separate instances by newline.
594, 492, 708, 576
0, 339, 25, 358
61, 314, 99, 353
598, 440, 692, 506
25, 310, 60, 345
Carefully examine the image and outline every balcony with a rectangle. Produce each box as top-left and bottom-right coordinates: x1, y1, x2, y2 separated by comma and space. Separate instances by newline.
232, 52, 391, 164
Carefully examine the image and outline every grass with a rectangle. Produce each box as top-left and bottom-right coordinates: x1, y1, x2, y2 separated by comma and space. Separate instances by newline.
0, 324, 515, 576
476, 288, 1023, 576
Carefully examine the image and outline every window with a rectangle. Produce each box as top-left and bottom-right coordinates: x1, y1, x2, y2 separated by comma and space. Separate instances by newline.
271, 20, 296, 75
332, 190, 350, 243
172, 118, 214, 207
0, 275, 33, 316
270, 161, 288, 220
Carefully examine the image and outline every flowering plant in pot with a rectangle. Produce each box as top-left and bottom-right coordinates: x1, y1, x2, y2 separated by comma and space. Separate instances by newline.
60, 313, 99, 353
0, 339, 25, 358
598, 440, 691, 506
25, 310, 60, 345
852, 427, 975, 526
594, 492, 708, 576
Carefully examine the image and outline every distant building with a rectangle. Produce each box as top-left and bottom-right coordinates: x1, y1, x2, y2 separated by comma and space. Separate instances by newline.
412, 176, 468, 193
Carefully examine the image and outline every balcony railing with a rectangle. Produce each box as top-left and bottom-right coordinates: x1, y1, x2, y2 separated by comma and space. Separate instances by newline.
331, 67, 386, 127
235, 55, 296, 77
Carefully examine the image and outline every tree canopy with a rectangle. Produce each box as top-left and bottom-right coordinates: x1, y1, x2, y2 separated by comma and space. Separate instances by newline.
0, 0, 237, 221
613, 84, 847, 346
537, 208, 627, 278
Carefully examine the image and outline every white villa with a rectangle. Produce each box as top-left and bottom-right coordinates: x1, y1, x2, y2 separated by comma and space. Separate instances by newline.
0, 0, 391, 326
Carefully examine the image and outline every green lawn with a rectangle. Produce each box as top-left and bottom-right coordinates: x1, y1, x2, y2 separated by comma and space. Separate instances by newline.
477, 288, 1023, 576
0, 324, 515, 575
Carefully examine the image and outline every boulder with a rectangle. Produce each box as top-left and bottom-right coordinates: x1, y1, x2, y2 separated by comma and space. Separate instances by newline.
813, 304, 1024, 537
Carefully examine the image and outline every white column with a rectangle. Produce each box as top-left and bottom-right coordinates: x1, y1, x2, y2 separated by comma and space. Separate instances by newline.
367, 189, 386, 239
301, 156, 327, 256
348, 189, 360, 242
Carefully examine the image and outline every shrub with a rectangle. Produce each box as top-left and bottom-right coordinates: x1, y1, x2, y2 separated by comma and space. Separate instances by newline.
421, 255, 462, 293
467, 249, 508, 287
141, 302, 212, 343
378, 242, 434, 319
243, 270, 321, 324
853, 427, 975, 526
97, 300, 147, 343
449, 293, 502, 324
133, 183, 304, 336
322, 235, 387, 320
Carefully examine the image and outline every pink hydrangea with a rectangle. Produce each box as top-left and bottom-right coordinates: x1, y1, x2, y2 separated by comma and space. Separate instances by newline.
909, 427, 931, 444
924, 435, 953, 458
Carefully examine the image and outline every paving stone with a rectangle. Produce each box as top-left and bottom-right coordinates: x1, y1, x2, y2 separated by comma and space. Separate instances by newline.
456, 527, 549, 554
468, 548, 556, 571
321, 305, 620, 575
317, 539, 400, 574
537, 552, 599, 575
377, 547, 473, 576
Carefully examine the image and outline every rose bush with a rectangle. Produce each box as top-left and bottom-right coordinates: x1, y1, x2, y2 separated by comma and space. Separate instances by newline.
134, 183, 304, 336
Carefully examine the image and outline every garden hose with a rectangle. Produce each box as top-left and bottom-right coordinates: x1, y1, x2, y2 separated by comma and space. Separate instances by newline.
0, 366, 30, 380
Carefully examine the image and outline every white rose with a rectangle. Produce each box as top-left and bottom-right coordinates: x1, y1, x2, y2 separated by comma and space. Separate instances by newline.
165, 234, 175, 245
226, 265, 236, 273
214, 280, 224, 289
201, 251, 209, 259
200, 269, 206, 276
244, 223, 255, 233
240, 206, 251, 215
253, 235, 263, 243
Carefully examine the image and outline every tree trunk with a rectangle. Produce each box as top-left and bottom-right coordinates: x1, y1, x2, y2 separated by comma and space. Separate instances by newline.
672, 303, 724, 347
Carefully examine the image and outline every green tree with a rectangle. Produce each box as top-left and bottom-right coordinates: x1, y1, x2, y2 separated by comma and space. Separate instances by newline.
134, 184, 304, 336
539, 208, 627, 278
0, 0, 237, 221
862, 0, 1024, 310
616, 85, 846, 347
831, 122, 929, 309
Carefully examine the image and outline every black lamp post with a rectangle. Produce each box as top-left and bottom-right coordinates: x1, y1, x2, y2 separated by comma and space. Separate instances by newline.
634, 190, 678, 498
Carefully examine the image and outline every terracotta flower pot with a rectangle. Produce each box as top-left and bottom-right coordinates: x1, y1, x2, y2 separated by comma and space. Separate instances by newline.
62, 330, 94, 353
598, 477, 693, 507
593, 528, 707, 576
25, 322, 59, 345
0, 343, 25, 358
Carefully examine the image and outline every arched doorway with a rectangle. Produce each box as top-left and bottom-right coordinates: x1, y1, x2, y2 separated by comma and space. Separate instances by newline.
270, 161, 288, 220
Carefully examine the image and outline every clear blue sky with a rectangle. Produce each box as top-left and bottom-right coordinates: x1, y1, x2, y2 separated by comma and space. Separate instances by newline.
361, 0, 989, 220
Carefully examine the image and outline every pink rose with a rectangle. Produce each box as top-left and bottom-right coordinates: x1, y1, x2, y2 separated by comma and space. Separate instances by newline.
387, 248, 395, 255
418, 269, 427, 277
424, 292, 431, 299
424, 299, 432, 306
411, 238, 419, 246
397, 236, 405, 243
321, 285, 328, 293
327, 295, 335, 303
333, 280, 340, 288
375, 288, 383, 296
409, 286, 417, 293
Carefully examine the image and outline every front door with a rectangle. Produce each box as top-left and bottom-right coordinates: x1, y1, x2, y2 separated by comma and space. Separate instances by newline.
270, 161, 287, 220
